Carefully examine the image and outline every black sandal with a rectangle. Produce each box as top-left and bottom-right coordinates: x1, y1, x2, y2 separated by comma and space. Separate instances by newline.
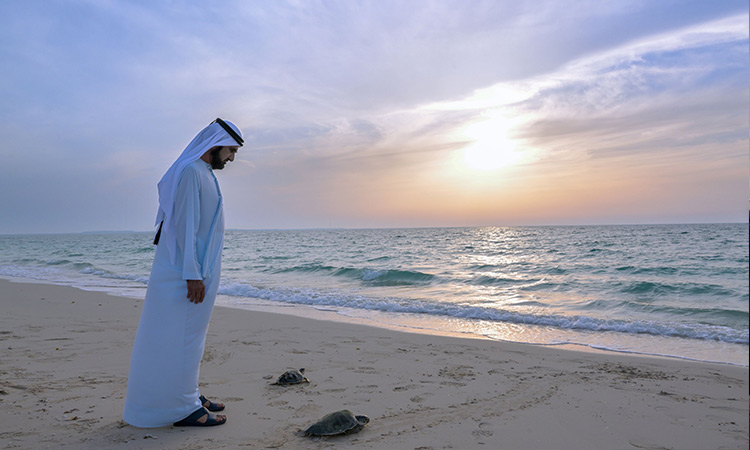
173, 407, 226, 427
200, 395, 225, 412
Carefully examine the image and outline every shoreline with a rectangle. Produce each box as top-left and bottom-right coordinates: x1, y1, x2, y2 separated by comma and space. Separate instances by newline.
4, 273, 748, 368
218, 294, 750, 368
0, 278, 747, 449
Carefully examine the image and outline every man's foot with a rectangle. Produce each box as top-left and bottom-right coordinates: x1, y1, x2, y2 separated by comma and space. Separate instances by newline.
200, 395, 225, 412
173, 407, 227, 427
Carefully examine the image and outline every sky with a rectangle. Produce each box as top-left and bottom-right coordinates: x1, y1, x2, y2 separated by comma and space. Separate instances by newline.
0, 0, 747, 234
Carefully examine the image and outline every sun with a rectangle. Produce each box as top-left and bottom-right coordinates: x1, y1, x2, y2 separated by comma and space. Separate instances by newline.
461, 118, 522, 171
463, 140, 521, 171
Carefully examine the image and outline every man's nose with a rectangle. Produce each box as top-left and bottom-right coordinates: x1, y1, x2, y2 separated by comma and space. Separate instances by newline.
228, 153, 235, 161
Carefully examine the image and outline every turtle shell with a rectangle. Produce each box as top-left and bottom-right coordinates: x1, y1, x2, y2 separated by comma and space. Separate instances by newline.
304, 410, 370, 436
271, 368, 310, 385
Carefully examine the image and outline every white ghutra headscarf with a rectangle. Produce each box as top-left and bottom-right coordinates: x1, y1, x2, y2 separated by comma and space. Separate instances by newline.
154, 119, 243, 263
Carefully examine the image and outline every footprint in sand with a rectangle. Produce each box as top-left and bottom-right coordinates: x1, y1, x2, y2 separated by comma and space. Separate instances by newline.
471, 421, 495, 445
438, 365, 475, 380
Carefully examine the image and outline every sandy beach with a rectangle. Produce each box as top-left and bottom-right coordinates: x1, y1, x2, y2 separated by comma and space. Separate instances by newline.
0, 278, 747, 449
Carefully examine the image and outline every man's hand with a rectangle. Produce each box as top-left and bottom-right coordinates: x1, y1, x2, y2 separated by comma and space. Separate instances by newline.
186, 279, 206, 304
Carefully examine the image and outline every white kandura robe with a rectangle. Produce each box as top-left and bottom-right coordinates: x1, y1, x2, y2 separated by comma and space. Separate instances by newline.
123, 160, 225, 427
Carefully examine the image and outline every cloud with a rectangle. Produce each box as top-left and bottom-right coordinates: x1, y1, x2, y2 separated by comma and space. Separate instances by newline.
0, 1, 747, 232
496, 13, 748, 156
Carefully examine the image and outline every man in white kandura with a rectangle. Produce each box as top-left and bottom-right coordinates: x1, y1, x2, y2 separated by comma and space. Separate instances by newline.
123, 118, 243, 427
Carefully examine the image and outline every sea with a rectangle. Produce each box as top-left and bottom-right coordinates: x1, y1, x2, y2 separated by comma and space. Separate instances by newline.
1, 224, 747, 366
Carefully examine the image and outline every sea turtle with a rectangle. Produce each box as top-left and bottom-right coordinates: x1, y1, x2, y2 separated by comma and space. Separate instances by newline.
304, 410, 370, 436
270, 368, 310, 385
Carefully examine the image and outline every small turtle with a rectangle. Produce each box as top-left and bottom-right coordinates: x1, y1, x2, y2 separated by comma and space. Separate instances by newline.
271, 368, 310, 385
304, 410, 370, 436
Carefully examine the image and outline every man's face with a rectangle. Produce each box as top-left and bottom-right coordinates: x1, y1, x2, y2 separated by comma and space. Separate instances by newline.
210, 146, 239, 170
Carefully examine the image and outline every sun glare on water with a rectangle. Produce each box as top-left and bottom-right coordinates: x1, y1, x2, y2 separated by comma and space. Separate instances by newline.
461, 118, 522, 171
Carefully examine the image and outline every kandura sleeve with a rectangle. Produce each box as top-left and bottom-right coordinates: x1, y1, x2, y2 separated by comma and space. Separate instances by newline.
173, 166, 203, 280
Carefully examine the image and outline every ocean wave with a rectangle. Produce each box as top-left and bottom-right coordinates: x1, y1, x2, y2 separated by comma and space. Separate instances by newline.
577, 299, 748, 324
366, 256, 392, 263
615, 266, 679, 275
260, 255, 292, 261
0, 261, 149, 287
468, 264, 499, 271
219, 282, 749, 345
518, 281, 558, 292
470, 274, 539, 287
45, 259, 71, 266
273, 264, 437, 286
621, 281, 738, 297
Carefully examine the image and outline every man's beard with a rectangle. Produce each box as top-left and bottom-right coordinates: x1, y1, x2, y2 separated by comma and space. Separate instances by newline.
210, 149, 226, 170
